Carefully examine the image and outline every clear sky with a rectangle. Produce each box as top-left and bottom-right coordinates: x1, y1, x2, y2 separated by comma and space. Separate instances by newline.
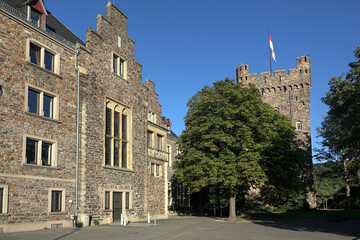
46, 0, 359, 161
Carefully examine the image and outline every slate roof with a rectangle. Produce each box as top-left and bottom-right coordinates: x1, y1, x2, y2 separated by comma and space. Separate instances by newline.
168, 130, 179, 140
1, 0, 85, 46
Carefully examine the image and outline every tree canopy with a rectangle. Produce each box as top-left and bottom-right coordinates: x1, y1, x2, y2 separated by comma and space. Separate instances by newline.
316, 46, 360, 209
175, 79, 304, 219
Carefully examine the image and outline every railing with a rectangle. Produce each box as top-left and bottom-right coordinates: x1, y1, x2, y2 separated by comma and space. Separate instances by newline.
0, 1, 76, 49
148, 148, 168, 161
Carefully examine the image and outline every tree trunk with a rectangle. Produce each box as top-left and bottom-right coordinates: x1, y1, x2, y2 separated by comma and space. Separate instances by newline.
344, 160, 351, 210
228, 194, 237, 221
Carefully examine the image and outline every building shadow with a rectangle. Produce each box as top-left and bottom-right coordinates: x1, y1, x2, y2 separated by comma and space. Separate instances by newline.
253, 219, 360, 239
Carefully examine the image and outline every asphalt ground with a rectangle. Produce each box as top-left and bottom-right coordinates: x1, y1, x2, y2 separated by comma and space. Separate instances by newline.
1, 216, 359, 240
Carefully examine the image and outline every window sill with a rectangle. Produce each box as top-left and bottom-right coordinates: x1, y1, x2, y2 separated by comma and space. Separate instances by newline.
25, 112, 61, 123
112, 72, 127, 81
22, 163, 60, 170
103, 165, 134, 173
48, 212, 66, 215
26, 61, 62, 79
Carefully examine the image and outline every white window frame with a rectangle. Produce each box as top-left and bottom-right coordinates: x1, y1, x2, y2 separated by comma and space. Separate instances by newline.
23, 134, 58, 167
25, 83, 59, 120
0, 185, 9, 214
111, 52, 127, 79
48, 188, 65, 213
26, 38, 60, 74
147, 112, 156, 123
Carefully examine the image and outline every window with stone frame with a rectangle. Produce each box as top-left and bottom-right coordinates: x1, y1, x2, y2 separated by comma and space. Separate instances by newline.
26, 84, 59, 120
103, 190, 132, 210
147, 131, 153, 148
296, 121, 302, 130
0, 185, 8, 214
147, 112, 156, 123
112, 53, 126, 79
105, 191, 110, 210
157, 134, 163, 151
151, 163, 161, 177
27, 40, 60, 74
24, 135, 57, 167
105, 100, 131, 169
49, 188, 65, 213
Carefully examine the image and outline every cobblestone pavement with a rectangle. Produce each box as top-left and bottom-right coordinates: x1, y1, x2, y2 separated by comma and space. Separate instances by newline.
1, 216, 359, 240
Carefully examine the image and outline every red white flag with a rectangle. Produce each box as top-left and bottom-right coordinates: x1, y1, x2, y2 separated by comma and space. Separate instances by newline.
269, 33, 276, 62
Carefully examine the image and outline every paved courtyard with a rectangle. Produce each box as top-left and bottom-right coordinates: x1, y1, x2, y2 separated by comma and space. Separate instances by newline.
1, 216, 359, 240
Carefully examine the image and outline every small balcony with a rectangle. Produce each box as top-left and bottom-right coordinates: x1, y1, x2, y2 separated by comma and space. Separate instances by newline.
148, 147, 168, 161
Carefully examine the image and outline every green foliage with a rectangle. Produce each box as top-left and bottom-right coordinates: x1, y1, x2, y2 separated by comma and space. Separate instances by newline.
317, 46, 360, 181
93, 219, 99, 225
313, 162, 344, 198
175, 79, 304, 214
316, 46, 360, 209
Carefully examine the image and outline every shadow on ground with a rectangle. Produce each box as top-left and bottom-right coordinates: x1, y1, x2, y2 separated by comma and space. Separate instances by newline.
253, 219, 360, 239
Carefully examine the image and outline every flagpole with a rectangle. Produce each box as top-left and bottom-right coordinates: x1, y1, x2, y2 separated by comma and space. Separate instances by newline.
268, 30, 273, 76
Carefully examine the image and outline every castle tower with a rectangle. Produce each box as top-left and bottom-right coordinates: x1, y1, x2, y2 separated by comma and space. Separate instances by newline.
236, 56, 316, 208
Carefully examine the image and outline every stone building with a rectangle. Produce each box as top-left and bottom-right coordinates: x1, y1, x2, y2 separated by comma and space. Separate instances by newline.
236, 57, 316, 208
0, 0, 174, 232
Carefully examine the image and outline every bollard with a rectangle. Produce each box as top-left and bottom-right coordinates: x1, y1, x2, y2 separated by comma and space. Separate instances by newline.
154, 213, 156, 226
124, 213, 127, 226
120, 213, 124, 225
147, 212, 150, 224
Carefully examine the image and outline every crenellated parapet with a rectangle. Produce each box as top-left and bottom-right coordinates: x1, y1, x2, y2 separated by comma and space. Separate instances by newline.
236, 56, 311, 95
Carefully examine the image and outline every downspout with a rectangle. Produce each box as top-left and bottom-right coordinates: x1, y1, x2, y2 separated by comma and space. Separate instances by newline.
75, 44, 80, 225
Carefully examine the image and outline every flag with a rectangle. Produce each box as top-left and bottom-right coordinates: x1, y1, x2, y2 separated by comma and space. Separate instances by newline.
269, 33, 276, 62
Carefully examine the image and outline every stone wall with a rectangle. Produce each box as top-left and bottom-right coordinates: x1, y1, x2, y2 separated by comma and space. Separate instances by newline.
236, 56, 316, 208
0, 6, 77, 232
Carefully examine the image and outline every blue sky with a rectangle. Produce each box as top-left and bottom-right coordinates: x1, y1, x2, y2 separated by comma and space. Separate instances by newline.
46, 0, 359, 161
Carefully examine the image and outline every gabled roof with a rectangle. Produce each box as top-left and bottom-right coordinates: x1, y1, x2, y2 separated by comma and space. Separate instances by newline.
1, 0, 85, 46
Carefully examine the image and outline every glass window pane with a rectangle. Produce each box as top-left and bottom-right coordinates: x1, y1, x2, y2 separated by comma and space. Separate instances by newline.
121, 142, 127, 168
156, 165, 159, 176
114, 111, 120, 138
29, 43, 40, 65
147, 132, 152, 148
51, 191, 62, 212
26, 139, 37, 164
157, 135, 162, 150
105, 137, 111, 165
106, 108, 112, 135
151, 164, 154, 176
42, 142, 52, 166
43, 94, 53, 118
122, 114, 127, 140
120, 59, 124, 77
30, 9, 41, 27
113, 55, 118, 75
28, 89, 39, 114
44, 51, 54, 71
105, 191, 110, 209
125, 192, 129, 209
0, 188, 4, 213
114, 140, 119, 167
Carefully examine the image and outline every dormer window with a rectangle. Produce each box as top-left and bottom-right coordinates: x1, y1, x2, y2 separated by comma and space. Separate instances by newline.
30, 8, 41, 27
27, 0, 47, 29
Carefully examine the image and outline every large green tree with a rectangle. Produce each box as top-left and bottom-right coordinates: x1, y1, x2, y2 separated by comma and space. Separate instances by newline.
175, 79, 303, 219
317, 46, 360, 209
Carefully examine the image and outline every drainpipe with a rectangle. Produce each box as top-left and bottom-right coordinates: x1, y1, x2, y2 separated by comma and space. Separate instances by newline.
75, 44, 80, 225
